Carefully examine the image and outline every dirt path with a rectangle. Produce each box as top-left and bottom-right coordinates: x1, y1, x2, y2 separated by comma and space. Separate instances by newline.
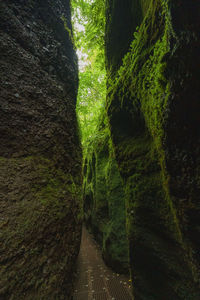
73, 226, 133, 300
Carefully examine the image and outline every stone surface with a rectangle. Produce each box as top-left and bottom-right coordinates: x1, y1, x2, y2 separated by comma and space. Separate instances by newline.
105, 0, 200, 299
83, 118, 129, 274
0, 0, 82, 299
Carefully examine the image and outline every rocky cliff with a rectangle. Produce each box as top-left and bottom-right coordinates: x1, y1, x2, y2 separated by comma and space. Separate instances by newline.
0, 0, 82, 299
105, 0, 200, 299
83, 117, 129, 274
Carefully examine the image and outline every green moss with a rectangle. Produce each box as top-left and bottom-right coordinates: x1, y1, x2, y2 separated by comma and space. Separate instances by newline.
105, 0, 200, 298
61, 15, 75, 47
0, 155, 82, 299
83, 116, 129, 273
33, 160, 82, 220
107, 0, 180, 237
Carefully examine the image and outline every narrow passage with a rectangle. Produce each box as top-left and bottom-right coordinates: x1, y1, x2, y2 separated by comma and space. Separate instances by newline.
73, 226, 133, 300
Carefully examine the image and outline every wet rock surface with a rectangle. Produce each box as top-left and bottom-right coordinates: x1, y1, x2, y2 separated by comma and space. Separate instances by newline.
0, 0, 82, 299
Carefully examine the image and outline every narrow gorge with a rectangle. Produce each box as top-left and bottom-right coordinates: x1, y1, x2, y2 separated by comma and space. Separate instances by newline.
0, 1, 199, 300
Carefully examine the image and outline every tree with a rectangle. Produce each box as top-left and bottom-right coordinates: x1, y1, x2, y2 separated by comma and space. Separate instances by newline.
71, 0, 106, 149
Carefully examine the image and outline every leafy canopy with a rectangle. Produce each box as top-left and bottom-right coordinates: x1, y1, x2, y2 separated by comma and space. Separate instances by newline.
71, 0, 106, 149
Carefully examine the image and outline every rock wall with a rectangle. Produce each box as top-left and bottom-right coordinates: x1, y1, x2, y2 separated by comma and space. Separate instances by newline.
105, 0, 200, 299
83, 118, 129, 274
0, 0, 82, 299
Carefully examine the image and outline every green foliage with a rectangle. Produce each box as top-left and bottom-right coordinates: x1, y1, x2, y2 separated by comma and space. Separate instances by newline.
71, 0, 106, 150
83, 120, 129, 273
71, 0, 105, 54
76, 55, 106, 149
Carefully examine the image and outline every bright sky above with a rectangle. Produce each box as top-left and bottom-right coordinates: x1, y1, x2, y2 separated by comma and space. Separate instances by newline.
72, 14, 89, 71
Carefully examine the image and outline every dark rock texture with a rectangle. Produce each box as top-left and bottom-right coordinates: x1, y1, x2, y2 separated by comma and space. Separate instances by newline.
83, 118, 129, 274
105, 0, 200, 299
0, 0, 82, 299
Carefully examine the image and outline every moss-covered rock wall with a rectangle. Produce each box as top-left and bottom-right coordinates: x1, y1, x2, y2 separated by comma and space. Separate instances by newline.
0, 0, 82, 299
83, 119, 129, 274
105, 0, 200, 299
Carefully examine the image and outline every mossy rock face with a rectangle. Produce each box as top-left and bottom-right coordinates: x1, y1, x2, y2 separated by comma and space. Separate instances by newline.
105, 0, 200, 299
0, 157, 82, 299
0, 0, 82, 299
83, 120, 129, 274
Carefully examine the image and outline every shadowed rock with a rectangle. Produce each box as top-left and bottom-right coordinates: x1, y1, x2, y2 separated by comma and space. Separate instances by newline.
83, 117, 129, 274
105, 0, 200, 299
0, 0, 82, 299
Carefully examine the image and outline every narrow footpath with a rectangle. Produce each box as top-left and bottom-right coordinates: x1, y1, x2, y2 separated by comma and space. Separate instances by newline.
73, 226, 133, 300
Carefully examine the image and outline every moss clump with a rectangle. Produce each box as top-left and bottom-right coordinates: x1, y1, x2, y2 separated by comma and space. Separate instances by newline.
105, 0, 200, 298
83, 117, 129, 274
0, 156, 82, 300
